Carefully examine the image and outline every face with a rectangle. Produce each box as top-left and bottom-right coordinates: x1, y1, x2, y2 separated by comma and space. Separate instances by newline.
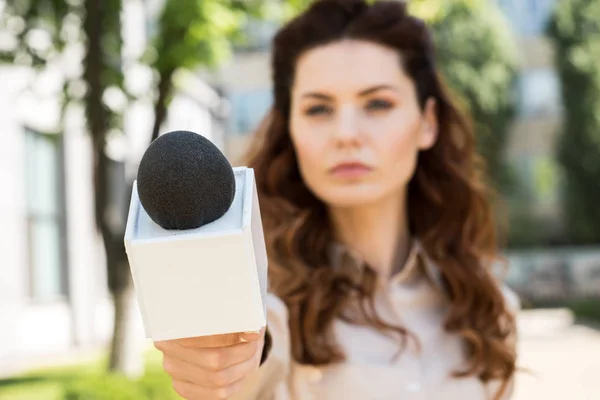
289, 39, 438, 208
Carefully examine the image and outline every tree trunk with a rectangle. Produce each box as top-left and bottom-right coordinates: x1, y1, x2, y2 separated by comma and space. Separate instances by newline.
83, 0, 143, 378
151, 68, 175, 142
108, 281, 144, 377
103, 174, 143, 376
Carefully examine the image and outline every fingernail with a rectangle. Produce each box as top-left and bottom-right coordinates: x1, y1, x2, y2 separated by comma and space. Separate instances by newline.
239, 337, 249, 343
244, 331, 260, 335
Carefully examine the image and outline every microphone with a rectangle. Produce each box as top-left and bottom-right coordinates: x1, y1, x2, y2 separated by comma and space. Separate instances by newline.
137, 131, 236, 230
124, 130, 268, 341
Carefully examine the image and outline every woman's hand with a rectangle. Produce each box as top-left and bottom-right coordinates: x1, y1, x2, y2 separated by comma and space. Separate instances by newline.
154, 328, 266, 400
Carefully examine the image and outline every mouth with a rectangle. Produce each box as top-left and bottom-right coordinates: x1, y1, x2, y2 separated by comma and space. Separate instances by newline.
329, 162, 372, 179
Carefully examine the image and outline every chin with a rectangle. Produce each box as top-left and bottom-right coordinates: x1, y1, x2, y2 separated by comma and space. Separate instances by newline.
314, 184, 388, 208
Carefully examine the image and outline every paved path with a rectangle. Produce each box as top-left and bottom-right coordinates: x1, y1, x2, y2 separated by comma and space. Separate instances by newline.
513, 309, 600, 400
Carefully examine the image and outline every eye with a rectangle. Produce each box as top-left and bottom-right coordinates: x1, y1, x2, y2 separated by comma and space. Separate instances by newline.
366, 99, 393, 111
305, 104, 332, 116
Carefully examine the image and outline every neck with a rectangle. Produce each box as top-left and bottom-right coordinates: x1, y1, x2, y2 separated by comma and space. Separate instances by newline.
328, 189, 411, 278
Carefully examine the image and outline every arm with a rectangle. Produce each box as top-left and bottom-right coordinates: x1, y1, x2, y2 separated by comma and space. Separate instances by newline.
503, 284, 521, 399
230, 293, 292, 400
487, 284, 521, 400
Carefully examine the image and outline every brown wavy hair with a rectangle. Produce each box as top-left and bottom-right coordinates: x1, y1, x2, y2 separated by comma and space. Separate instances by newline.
242, 0, 517, 398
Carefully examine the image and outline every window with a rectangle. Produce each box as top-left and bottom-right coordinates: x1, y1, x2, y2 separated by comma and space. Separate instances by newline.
228, 89, 273, 135
518, 68, 561, 117
233, 19, 279, 52
512, 153, 561, 208
496, 0, 557, 36
529, 0, 540, 16
24, 129, 68, 301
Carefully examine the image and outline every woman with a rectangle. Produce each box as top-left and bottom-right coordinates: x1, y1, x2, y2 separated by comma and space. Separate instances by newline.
154, 1, 520, 399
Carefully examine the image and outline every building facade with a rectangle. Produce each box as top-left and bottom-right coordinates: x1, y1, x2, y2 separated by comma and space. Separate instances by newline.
0, 0, 226, 376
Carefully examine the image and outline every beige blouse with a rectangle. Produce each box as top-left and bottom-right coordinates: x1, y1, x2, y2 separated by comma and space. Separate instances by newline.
232, 241, 520, 400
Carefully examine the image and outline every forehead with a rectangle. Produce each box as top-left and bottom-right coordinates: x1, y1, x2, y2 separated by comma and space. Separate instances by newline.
292, 39, 410, 95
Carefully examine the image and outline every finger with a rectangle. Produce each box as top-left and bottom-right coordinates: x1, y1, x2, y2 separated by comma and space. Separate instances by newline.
165, 345, 260, 389
162, 340, 259, 381
177, 328, 264, 349
154, 327, 265, 352
204, 347, 262, 388
172, 379, 241, 400
158, 338, 259, 371
177, 333, 243, 348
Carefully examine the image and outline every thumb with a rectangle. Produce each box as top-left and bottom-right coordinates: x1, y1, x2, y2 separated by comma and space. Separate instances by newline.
176, 327, 265, 348
239, 326, 266, 343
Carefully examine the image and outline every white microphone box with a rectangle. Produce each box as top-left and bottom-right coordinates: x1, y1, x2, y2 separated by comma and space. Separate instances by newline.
124, 166, 268, 341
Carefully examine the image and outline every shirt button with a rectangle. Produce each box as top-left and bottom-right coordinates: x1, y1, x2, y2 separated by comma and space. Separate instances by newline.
407, 382, 421, 393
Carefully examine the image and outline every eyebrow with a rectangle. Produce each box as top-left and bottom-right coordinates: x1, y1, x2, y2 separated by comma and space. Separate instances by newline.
300, 84, 399, 101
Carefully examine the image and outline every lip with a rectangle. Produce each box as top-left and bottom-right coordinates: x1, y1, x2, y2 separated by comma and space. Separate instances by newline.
329, 161, 372, 178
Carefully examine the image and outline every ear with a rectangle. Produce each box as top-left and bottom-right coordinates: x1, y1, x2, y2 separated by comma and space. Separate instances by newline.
418, 98, 438, 150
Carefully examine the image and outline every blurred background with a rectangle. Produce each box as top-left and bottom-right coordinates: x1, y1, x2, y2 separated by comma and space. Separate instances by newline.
0, 0, 598, 398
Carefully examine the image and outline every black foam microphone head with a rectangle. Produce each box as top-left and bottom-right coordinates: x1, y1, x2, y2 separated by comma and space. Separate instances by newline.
136, 130, 236, 230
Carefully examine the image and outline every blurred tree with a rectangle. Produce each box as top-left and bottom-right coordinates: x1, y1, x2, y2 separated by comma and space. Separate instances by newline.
408, 0, 522, 246
409, 0, 519, 192
148, 0, 261, 141
547, 0, 600, 244
0, 0, 285, 377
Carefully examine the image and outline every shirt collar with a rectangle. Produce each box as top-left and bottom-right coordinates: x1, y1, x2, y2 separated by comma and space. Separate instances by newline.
389, 239, 422, 283
330, 239, 445, 293
390, 240, 446, 293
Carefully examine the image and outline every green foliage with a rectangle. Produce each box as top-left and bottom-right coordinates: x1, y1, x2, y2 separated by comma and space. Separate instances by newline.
567, 299, 600, 324
136, 369, 179, 400
411, 0, 519, 191
1, 0, 287, 128
61, 370, 178, 400
547, 0, 600, 244
62, 374, 146, 400
0, 350, 173, 400
0, 0, 71, 68
147, 0, 299, 73
149, 0, 245, 73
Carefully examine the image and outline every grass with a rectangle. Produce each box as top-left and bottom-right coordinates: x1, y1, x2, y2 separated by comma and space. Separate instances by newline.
567, 299, 600, 326
0, 348, 166, 400
525, 298, 600, 325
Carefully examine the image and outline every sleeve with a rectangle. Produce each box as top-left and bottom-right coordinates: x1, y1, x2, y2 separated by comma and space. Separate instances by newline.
230, 292, 292, 400
502, 284, 521, 399
486, 284, 521, 400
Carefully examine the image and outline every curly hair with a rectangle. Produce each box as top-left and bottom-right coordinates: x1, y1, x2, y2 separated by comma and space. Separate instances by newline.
242, 1, 517, 398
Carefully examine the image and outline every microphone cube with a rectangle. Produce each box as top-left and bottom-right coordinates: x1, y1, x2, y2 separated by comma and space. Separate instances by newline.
124, 167, 268, 341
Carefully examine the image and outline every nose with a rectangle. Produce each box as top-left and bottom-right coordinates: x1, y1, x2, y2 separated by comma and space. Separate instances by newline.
333, 105, 362, 144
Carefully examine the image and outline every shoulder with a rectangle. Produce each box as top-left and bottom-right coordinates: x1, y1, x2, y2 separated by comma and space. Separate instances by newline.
266, 292, 289, 320
264, 292, 291, 345
500, 283, 521, 316
231, 293, 292, 400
